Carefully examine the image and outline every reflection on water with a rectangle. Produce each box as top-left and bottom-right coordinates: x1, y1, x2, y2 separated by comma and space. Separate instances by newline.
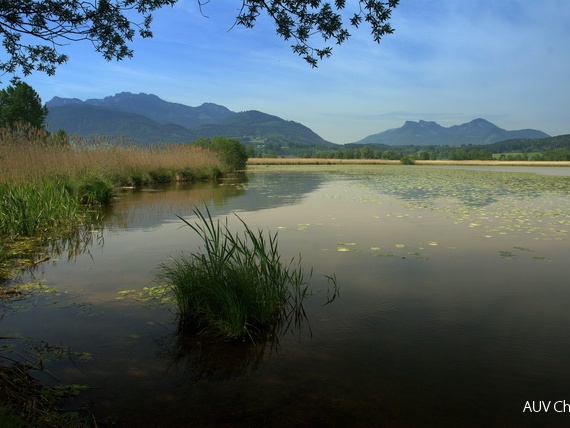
1, 165, 570, 426
157, 332, 270, 382
103, 171, 326, 231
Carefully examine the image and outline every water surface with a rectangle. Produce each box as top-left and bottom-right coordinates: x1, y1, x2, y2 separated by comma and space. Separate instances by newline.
2, 165, 570, 426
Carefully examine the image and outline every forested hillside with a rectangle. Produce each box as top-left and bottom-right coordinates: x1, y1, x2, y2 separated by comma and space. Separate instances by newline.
284, 135, 570, 161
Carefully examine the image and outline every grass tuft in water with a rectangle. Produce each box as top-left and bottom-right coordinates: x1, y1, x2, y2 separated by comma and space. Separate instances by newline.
158, 206, 309, 341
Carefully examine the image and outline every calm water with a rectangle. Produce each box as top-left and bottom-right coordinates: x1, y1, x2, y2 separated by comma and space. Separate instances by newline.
2, 165, 570, 427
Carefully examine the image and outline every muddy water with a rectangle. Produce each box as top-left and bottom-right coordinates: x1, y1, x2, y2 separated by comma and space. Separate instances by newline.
2, 165, 570, 426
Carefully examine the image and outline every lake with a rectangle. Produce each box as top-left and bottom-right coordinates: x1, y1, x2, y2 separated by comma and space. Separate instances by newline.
2, 165, 570, 426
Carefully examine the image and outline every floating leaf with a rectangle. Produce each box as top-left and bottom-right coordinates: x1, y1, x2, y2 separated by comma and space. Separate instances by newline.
76, 352, 93, 362
408, 252, 429, 260
337, 247, 358, 252
499, 251, 518, 260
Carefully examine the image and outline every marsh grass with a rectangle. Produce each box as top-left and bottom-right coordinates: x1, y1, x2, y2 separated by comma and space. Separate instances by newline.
158, 206, 310, 341
0, 127, 228, 278
0, 179, 80, 237
0, 129, 226, 186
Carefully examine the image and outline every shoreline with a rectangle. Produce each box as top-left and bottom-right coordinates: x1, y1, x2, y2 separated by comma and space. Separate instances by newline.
247, 158, 570, 167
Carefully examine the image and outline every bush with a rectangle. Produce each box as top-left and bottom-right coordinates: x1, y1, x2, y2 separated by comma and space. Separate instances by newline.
149, 168, 175, 183
400, 155, 416, 165
193, 137, 249, 171
157, 206, 309, 341
75, 176, 115, 205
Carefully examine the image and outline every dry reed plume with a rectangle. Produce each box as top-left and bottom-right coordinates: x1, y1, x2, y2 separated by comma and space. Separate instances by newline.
0, 127, 225, 184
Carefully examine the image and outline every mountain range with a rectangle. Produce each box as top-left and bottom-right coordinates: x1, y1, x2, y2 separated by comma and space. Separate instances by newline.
46, 93, 334, 147
46, 92, 550, 147
354, 118, 549, 146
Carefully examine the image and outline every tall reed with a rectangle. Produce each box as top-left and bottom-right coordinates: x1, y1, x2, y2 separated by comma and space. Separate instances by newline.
157, 206, 309, 341
0, 127, 226, 231
0, 130, 226, 186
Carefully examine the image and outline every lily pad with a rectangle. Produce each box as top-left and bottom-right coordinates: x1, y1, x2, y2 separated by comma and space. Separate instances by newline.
499, 251, 518, 260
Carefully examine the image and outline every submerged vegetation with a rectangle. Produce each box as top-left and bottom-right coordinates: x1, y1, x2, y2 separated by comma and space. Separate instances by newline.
0, 363, 88, 428
158, 206, 310, 341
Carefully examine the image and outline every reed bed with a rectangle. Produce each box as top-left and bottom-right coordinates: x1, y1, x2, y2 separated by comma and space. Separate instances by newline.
0, 128, 226, 236
0, 130, 226, 186
158, 206, 309, 341
0, 127, 227, 279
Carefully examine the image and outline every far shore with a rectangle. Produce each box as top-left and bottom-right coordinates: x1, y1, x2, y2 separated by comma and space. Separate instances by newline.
247, 158, 570, 167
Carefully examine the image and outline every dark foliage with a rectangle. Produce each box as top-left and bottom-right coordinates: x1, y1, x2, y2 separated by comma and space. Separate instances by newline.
299, 135, 570, 161
0, 80, 47, 129
193, 136, 249, 170
235, 0, 398, 66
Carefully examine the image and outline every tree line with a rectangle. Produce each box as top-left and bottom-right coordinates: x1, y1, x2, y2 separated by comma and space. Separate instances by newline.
249, 139, 570, 161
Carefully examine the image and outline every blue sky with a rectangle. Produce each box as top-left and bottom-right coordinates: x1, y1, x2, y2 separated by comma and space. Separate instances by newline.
18, 0, 570, 144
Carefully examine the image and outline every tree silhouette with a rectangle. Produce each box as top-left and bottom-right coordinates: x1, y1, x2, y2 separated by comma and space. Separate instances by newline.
0, 0, 398, 76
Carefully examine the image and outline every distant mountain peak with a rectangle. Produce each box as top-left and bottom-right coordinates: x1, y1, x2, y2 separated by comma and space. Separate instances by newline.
47, 96, 84, 107
354, 118, 549, 146
471, 118, 492, 125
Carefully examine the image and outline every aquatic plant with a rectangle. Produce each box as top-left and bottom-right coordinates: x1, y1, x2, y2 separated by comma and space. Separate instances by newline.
0, 180, 80, 237
75, 176, 115, 205
0, 363, 89, 427
158, 206, 309, 341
